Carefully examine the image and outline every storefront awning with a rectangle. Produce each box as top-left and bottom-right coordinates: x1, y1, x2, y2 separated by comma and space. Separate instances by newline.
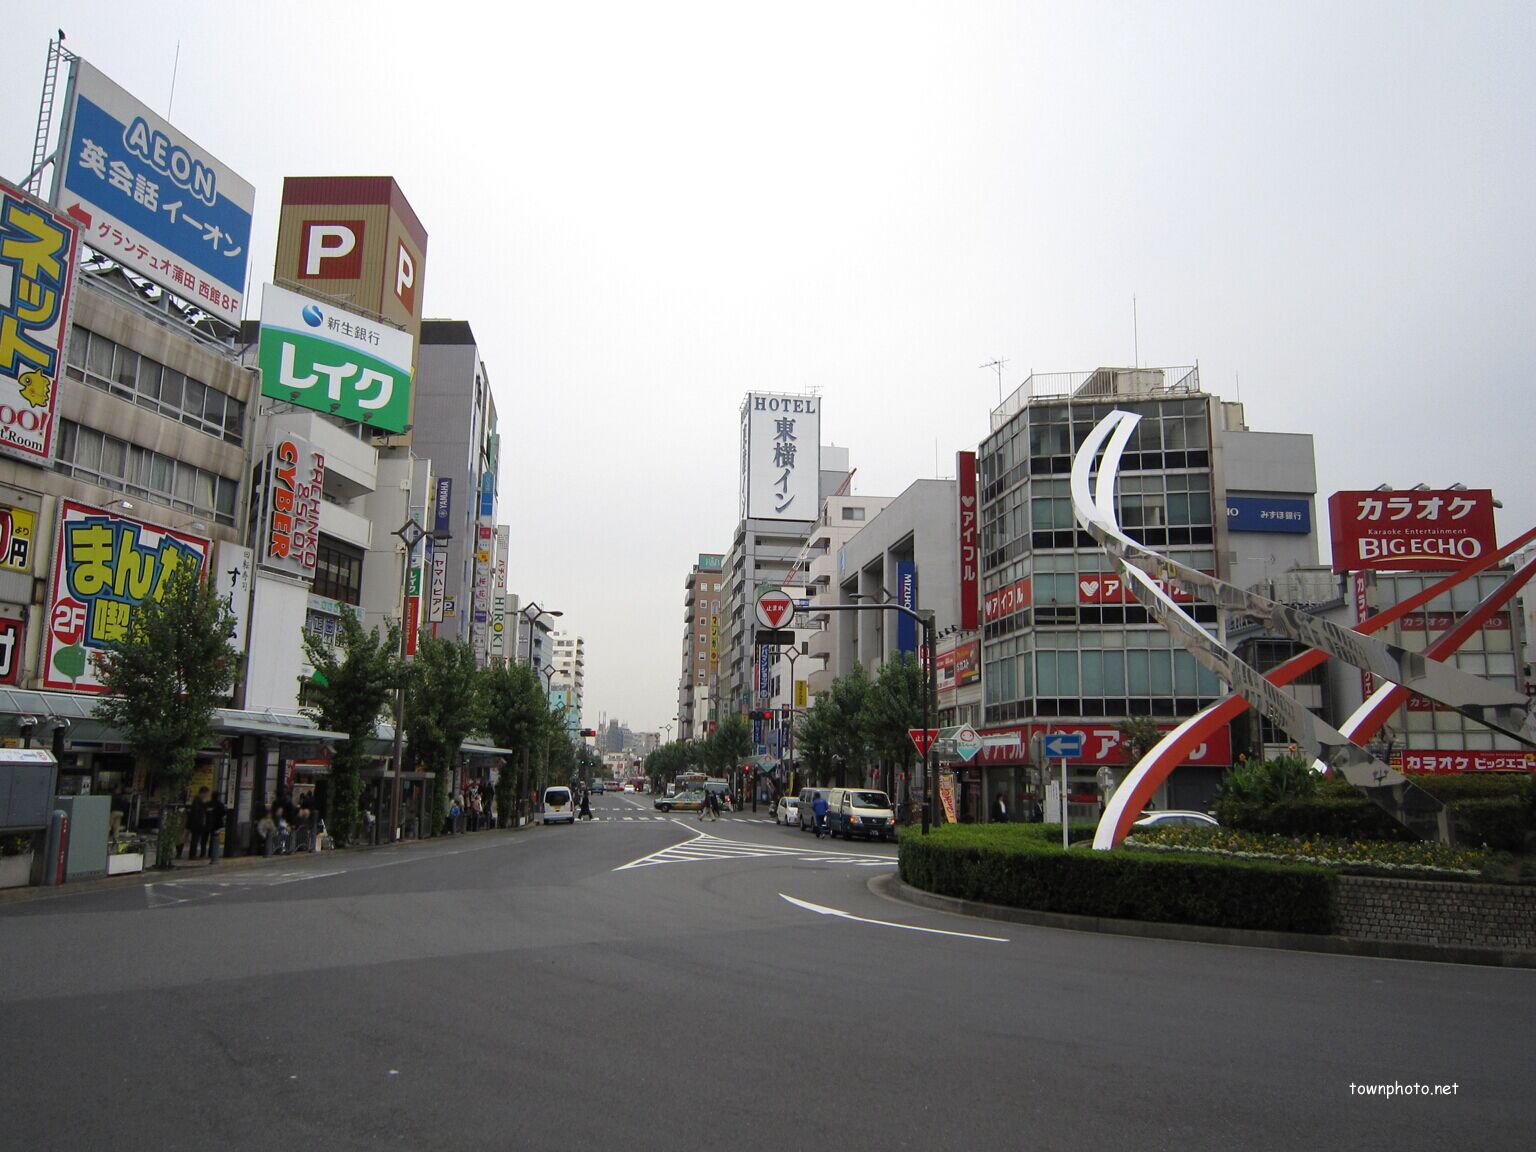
0, 690, 347, 746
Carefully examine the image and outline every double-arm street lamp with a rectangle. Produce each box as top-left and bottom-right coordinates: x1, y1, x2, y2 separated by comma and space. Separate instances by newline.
519, 601, 562, 667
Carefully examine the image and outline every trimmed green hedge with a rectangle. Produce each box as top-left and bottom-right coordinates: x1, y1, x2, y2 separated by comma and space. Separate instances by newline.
1224, 774, 1532, 852
898, 825, 1336, 934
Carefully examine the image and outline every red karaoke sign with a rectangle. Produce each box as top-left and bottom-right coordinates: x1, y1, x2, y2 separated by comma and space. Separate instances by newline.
1328, 489, 1497, 573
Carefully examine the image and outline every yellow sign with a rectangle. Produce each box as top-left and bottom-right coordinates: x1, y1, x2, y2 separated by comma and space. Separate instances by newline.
938, 772, 958, 825
794, 679, 807, 708
0, 505, 35, 573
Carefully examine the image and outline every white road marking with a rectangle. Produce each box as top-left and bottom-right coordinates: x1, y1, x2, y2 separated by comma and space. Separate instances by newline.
779, 893, 1009, 942
614, 824, 893, 871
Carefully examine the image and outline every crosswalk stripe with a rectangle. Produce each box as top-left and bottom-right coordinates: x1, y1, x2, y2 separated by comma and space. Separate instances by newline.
614, 827, 893, 871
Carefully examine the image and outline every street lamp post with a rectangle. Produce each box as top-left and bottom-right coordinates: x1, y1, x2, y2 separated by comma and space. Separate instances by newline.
513, 602, 561, 820
390, 517, 428, 840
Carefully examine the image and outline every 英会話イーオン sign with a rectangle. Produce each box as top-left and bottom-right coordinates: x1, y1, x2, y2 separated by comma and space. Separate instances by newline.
0, 180, 81, 467
56, 58, 253, 324
258, 283, 414, 432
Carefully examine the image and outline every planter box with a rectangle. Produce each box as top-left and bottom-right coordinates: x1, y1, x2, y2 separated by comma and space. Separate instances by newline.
106, 853, 144, 875
0, 853, 35, 889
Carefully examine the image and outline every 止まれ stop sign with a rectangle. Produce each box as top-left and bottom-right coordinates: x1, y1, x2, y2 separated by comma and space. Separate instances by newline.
755, 588, 795, 630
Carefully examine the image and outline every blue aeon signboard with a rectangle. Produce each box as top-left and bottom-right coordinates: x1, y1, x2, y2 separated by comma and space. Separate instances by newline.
57, 58, 254, 324
1225, 496, 1312, 534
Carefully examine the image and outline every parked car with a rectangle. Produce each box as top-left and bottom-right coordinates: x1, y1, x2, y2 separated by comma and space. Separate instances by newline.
1133, 809, 1219, 829
654, 790, 706, 813
590, 780, 605, 794
826, 788, 897, 842
775, 796, 800, 826
797, 787, 832, 832
542, 786, 576, 824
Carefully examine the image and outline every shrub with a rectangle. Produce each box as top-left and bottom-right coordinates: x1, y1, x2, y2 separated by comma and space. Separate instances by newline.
898, 825, 1335, 934
1225, 771, 1531, 851
1129, 824, 1485, 875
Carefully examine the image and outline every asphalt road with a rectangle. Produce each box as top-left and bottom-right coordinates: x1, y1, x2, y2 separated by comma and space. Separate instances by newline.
1, 790, 1530, 1151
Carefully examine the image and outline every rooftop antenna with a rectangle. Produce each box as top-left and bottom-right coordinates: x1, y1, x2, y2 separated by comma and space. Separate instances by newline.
168, 40, 180, 119
980, 358, 1008, 405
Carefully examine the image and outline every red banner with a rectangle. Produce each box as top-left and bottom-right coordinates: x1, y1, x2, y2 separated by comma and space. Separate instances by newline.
1329, 489, 1497, 573
956, 451, 979, 631
1354, 571, 1373, 699
1076, 572, 1200, 604
936, 640, 981, 692
404, 594, 420, 657
1402, 750, 1535, 774
977, 723, 1231, 766
983, 577, 1032, 623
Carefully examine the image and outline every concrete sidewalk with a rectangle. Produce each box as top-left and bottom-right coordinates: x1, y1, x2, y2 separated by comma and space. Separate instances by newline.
0, 821, 535, 907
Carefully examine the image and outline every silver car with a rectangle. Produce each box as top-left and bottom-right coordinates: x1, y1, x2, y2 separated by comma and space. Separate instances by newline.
774, 796, 800, 826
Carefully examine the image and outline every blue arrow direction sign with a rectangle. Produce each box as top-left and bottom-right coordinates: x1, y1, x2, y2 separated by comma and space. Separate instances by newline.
1042, 732, 1085, 759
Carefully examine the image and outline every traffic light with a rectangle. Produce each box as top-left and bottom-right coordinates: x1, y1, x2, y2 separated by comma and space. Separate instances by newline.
752, 709, 776, 725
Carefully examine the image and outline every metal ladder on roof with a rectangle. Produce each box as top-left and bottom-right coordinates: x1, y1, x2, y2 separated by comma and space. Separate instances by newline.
24, 38, 73, 197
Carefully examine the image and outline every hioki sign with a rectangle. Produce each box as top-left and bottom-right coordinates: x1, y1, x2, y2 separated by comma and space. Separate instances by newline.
755, 587, 795, 629
1328, 489, 1497, 574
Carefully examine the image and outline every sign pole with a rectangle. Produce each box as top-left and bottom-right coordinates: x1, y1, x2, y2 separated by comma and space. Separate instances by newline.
1061, 757, 1069, 853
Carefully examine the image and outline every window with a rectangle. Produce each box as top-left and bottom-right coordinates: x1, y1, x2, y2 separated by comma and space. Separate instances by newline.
53, 420, 240, 526
65, 325, 244, 445
841, 507, 865, 521
313, 541, 365, 605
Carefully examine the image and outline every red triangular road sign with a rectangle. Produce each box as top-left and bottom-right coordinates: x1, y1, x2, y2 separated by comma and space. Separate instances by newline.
908, 727, 939, 756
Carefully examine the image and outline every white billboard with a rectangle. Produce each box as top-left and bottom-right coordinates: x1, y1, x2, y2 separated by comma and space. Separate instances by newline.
739, 393, 820, 521
260, 432, 324, 579
56, 58, 254, 324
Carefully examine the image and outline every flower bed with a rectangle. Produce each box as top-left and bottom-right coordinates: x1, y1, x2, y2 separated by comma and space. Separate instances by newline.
1126, 825, 1486, 876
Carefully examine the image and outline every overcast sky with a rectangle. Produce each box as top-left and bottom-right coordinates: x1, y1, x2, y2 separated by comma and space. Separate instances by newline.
5, 2, 1533, 732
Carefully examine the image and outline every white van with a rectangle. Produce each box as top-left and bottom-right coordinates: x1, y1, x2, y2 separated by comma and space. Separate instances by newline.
543, 786, 576, 824
826, 788, 897, 842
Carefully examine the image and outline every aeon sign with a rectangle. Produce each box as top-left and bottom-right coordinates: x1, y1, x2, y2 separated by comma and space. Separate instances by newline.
1328, 489, 1497, 573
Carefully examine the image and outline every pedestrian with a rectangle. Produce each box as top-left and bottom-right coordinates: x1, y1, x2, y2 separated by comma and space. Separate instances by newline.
256, 806, 276, 856
186, 787, 211, 859
579, 789, 593, 821
812, 792, 829, 838
469, 788, 483, 831
991, 790, 1009, 823
207, 790, 228, 860
447, 794, 462, 835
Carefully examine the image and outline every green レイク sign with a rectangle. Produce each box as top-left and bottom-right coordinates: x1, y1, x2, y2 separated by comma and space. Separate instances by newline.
258, 283, 414, 432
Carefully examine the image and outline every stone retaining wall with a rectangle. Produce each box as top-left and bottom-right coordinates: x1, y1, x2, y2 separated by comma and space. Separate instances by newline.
1336, 875, 1536, 951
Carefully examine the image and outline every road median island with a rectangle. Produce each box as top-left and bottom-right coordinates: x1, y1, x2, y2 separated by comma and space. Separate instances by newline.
897, 823, 1336, 935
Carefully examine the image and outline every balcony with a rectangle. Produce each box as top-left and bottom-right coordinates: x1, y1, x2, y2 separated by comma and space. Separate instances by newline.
272, 409, 379, 500
319, 499, 373, 550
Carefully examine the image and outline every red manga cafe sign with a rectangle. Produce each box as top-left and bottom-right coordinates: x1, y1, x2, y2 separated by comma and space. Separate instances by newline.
1328, 489, 1497, 573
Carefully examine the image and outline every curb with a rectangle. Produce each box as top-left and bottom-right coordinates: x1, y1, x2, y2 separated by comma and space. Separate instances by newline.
872, 873, 1536, 970
0, 822, 534, 908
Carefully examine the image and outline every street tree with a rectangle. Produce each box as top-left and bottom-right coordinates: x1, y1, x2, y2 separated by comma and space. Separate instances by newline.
480, 661, 548, 824
96, 560, 236, 869
302, 613, 401, 845
824, 661, 873, 786
860, 652, 925, 800
405, 636, 483, 835
711, 714, 753, 778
